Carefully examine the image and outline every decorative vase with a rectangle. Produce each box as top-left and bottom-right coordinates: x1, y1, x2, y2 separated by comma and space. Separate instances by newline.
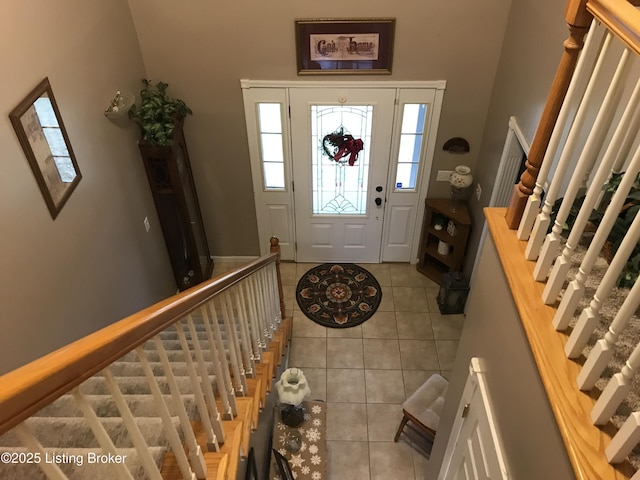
447, 220, 457, 236
438, 240, 451, 256
449, 165, 473, 212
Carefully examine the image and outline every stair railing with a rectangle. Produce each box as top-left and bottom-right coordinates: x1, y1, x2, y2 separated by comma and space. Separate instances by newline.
506, 0, 640, 477
0, 237, 285, 480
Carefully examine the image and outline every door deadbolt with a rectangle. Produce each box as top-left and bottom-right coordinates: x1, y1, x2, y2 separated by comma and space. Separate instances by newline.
376, 186, 383, 192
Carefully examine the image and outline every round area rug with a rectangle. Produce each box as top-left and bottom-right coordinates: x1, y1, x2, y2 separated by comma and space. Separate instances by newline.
296, 263, 382, 328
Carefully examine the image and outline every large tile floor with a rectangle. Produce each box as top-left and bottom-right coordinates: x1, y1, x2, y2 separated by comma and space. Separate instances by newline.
281, 262, 464, 480
212, 261, 464, 479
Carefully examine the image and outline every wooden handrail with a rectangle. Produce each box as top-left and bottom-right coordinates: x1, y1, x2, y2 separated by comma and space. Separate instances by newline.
0, 250, 280, 435
588, 0, 640, 56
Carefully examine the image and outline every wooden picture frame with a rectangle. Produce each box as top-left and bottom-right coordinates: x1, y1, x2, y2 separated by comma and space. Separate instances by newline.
295, 18, 395, 75
9, 77, 81, 219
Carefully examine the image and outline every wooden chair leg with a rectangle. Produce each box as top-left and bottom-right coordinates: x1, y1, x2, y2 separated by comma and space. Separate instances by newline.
394, 414, 410, 442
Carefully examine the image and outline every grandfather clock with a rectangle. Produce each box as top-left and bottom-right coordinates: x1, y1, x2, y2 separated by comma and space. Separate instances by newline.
138, 120, 213, 290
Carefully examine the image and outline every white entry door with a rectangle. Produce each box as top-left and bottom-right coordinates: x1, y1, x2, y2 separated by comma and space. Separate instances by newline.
290, 88, 396, 262
242, 80, 445, 262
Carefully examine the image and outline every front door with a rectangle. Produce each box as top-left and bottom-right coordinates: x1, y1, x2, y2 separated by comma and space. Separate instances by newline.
290, 88, 396, 262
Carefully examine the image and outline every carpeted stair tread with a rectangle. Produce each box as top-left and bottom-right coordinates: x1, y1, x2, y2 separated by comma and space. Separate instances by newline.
106, 360, 216, 377
80, 374, 216, 396
33, 393, 198, 418
0, 446, 164, 480
0, 417, 180, 449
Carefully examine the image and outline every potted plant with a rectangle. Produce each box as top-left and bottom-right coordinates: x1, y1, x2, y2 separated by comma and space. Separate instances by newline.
128, 79, 192, 146
589, 172, 640, 288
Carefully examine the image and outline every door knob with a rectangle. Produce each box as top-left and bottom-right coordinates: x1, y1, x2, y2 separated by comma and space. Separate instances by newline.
375, 197, 382, 206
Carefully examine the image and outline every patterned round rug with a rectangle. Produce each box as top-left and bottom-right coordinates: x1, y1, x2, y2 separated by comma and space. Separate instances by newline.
296, 263, 382, 328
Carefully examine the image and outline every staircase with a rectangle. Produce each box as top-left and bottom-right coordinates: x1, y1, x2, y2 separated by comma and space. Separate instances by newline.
0, 239, 291, 480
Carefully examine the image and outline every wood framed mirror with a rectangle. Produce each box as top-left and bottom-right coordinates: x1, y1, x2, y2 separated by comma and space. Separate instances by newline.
9, 77, 81, 219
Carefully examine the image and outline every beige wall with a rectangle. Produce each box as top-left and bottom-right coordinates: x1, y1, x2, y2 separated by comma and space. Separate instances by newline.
127, 0, 512, 256
426, 234, 575, 478
0, 0, 176, 374
462, 0, 568, 278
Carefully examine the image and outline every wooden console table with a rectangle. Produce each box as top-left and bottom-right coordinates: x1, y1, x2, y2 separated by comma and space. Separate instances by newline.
270, 400, 327, 480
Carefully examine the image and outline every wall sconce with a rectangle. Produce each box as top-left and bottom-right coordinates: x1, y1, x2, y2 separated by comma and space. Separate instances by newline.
104, 90, 134, 120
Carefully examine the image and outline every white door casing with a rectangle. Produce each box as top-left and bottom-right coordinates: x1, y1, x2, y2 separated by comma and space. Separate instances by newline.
438, 357, 511, 480
241, 80, 446, 262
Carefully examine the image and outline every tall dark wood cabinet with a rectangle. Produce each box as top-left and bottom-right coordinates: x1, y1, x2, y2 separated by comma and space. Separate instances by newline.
138, 121, 213, 291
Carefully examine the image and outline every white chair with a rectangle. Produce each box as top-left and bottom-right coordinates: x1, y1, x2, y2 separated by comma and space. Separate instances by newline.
394, 373, 449, 443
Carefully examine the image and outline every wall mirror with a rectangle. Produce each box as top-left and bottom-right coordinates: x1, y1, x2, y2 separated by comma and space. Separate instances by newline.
9, 77, 81, 219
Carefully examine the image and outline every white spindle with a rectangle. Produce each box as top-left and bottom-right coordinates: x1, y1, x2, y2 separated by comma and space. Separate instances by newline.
577, 275, 640, 390
135, 348, 203, 480
591, 340, 640, 425
12, 423, 68, 480
525, 32, 614, 262
152, 336, 212, 467
233, 284, 257, 373
242, 277, 264, 356
173, 320, 220, 450
204, 301, 238, 416
260, 268, 276, 335
220, 291, 248, 396
543, 75, 640, 305
518, 20, 606, 241
102, 367, 163, 480
250, 273, 270, 344
563, 169, 640, 352
269, 263, 283, 326
605, 412, 640, 463
72, 387, 134, 480
534, 46, 632, 282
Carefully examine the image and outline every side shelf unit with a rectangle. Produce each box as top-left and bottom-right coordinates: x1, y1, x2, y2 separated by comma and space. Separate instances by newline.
416, 198, 471, 285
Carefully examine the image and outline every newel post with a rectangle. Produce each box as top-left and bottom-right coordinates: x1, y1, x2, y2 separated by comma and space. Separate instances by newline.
505, 0, 592, 228
270, 236, 286, 320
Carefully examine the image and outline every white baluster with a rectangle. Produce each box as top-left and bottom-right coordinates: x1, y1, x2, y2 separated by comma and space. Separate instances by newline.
605, 412, 640, 463
11, 423, 68, 480
185, 314, 226, 446
233, 284, 257, 372
526, 32, 614, 262
544, 74, 640, 305
534, 45, 632, 282
269, 263, 283, 326
173, 320, 219, 450
241, 277, 263, 358
134, 348, 203, 479
591, 340, 640, 425
260, 268, 276, 335
72, 387, 134, 480
518, 20, 606, 241
152, 336, 213, 467
250, 273, 270, 345
102, 367, 163, 480
564, 173, 640, 354
577, 275, 640, 390
204, 301, 238, 417
221, 290, 248, 396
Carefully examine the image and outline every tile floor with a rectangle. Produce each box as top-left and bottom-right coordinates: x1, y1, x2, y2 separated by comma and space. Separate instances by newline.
283, 262, 464, 480
212, 261, 465, 479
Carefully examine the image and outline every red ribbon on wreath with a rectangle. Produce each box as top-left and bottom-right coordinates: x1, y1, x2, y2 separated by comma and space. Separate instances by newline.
322, 127, 364, 166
